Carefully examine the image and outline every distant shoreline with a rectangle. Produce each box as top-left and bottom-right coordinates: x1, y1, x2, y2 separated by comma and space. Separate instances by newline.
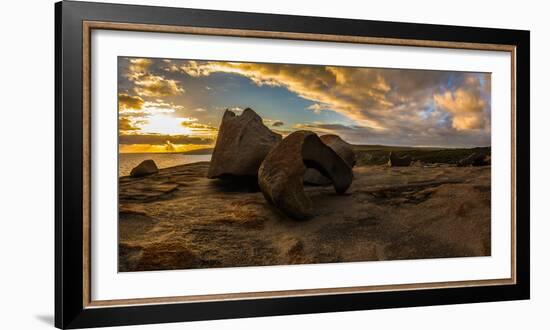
119, 148, 214, 156
117, 144, 491, 156
119, 145, 490, 176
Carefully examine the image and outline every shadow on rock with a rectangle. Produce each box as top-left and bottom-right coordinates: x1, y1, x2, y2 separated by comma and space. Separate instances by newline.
208, 175, 261, 193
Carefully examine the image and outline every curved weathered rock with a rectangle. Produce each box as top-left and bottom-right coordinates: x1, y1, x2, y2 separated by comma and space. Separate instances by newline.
320, 134, 356, 167
304, 134, 356, 185
130, 159, 158, 177
258, 131, 353, 220
388, 151, 412, 167
207, 108, 282, 178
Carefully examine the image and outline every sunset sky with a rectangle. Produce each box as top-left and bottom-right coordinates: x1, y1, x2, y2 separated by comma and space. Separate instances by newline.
118, 57, 491, 153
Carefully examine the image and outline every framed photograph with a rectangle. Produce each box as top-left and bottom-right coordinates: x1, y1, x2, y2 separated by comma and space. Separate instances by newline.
55, 1, 530, 328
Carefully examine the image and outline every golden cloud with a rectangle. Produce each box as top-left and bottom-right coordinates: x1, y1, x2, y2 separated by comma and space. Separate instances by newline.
118, 93, 144, 110
128, 58, 152, 74
119, 99, 185, 118
125, 58, 491, 146
434, 89, 486, 130
125, 58, 185, 97
168, 61, 490, 136
433, 77, 488, 131
119, 117, 141, 132
169, 61, 404, 129
169, 60, 217, 77
180, 121, 218, 131
132, 73, 185, 97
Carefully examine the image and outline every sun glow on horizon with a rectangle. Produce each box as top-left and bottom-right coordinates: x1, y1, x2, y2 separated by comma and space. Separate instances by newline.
138, 115, 195, 135
119, 142, 215, 154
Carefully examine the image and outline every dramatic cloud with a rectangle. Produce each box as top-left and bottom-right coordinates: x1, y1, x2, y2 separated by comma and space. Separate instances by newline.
128, 58, 152, 74
167, 60, 216, 77
119, 117, 141, 132
118, 57, 492, 149
118, 99, 185, 118
166, 61, 396, 128
167, 60, 490, 135
126, 58, 185, 97
118, 93, 144, 110
433, 76, 489, 131
180, 121, 218, 131
435, 90, 485, 130
131, 73, 185, 97
118, 134, 214, 145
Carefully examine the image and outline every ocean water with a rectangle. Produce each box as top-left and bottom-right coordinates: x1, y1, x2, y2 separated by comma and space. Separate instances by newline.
119, 153, 212, 177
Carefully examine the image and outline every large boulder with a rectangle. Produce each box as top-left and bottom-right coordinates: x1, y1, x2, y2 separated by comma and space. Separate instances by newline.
130, 159, 158, 177
258, 131, 353, 220
304, 134, 356, 185
388, 151, 412, 167
207, 108, 282, 178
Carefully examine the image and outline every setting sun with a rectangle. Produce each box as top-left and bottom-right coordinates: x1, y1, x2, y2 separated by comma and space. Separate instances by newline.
139, 115, 195, 135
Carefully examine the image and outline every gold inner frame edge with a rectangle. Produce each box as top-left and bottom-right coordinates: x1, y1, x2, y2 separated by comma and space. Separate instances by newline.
81, 20, 517, 308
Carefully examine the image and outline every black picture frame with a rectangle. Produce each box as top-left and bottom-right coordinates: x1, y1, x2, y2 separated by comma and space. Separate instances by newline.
55, 1, 530, 328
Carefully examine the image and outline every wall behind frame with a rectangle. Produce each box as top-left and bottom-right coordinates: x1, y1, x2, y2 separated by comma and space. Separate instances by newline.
0, 0, 546, 329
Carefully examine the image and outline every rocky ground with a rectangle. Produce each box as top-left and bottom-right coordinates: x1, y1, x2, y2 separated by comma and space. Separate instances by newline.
118, 161, 490, 272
